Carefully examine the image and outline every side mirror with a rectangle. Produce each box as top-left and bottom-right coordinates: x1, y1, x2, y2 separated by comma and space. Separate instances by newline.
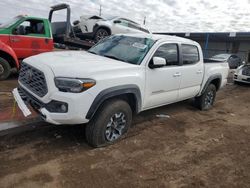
113, 20, 121, 24
149, 57, 166, 69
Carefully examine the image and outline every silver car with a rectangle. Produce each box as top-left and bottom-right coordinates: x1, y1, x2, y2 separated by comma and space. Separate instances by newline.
211, 54, 242, 69
234, 63, 250, 84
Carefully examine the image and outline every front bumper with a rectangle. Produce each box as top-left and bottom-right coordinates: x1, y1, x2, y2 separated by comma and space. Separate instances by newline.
17, 86, 93, 125
234, 74, 250, 83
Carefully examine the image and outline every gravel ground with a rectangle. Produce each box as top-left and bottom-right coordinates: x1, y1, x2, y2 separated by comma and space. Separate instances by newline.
0, 75, 249, 188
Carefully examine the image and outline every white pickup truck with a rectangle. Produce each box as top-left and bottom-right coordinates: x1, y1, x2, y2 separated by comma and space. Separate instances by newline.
13, 34, 229, 147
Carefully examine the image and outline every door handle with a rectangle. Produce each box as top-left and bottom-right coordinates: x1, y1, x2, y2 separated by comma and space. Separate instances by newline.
45, 38, 49, 44
196, 70, 203, 74
11, 38, 20, 42
173, 72, 181, 77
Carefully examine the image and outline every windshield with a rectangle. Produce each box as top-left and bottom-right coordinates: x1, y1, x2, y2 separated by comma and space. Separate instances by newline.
212, 54, 231, 60
0, 16, 22, 29
88, 35, 155, 65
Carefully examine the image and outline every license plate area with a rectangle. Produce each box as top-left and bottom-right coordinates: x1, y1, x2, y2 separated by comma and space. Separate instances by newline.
12, 88, 31, 117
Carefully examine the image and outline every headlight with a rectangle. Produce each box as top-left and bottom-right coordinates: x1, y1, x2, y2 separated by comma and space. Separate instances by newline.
55, 77, 96, 93
235, 65, 243, 74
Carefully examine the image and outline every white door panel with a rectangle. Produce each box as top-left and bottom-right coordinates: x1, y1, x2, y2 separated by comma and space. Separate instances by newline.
144, 66, 182, 108
178, 44, 203, 100
179, 62, 203, 100
179, 85, 201, 100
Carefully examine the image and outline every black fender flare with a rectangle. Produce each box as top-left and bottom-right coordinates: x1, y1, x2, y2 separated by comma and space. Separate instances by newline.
201, 74, 222, 95
86, 84, 141, 120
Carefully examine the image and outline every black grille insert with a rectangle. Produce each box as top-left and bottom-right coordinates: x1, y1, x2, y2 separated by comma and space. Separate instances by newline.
19, 62, 48, 97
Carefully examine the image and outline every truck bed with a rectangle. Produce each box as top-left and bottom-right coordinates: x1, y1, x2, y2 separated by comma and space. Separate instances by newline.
203, 58, 227, 63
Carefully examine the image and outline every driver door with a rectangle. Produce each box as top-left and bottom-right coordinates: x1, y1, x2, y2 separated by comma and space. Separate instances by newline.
10, 18, 52, 59
144, 43, 182, 109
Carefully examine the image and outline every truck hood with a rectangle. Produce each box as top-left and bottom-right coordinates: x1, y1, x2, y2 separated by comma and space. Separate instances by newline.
25, 51, 138, 77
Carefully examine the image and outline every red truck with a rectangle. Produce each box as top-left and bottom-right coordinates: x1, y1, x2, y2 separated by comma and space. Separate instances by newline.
0, 4, 94, 80
0, 15, 54, 80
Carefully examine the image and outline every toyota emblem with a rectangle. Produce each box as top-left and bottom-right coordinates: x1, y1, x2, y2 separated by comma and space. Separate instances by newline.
26, 70, 33, 82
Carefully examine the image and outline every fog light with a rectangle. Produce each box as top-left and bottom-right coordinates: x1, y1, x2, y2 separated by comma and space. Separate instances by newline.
60, 104, 67, 112
45, 100, 68, 113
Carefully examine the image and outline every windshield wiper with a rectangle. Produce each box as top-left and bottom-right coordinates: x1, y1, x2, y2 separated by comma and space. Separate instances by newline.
103, 54, 126, 62
88, 51, 97, 55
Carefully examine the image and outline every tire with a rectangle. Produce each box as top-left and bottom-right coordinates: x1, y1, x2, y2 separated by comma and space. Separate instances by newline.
195, 84, 217, 111
94, 28, 109, 42
233, 80, 239, 85
85, 99, 132, 147
0, 57, 11, 81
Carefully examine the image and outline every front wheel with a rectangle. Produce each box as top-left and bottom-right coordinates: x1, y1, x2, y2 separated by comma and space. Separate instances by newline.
195, 84, 217, 110
0, 57, 11, 81
85, 99, 132, 147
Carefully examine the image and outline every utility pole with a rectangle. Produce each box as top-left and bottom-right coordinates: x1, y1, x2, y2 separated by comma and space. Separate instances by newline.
99, 5, 102, 16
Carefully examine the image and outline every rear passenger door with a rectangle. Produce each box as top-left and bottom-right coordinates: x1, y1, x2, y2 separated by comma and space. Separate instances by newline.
178, 44, 203, 100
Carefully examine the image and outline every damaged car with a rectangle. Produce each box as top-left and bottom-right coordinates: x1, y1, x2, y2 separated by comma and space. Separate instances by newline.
234, 62, 250, 84
211, 54, 242, 69
72, 15, 150, 42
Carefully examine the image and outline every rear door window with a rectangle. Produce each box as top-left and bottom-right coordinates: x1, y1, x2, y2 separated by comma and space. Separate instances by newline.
181, 44, 199, 65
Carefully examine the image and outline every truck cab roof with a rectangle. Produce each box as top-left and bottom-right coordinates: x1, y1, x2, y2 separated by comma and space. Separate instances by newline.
117, 33, 198, 45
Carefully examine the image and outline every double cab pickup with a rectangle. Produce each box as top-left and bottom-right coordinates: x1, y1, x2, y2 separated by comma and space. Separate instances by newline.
13, 33, 229, 147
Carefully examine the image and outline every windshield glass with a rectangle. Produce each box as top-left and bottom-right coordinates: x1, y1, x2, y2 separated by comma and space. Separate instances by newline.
212, 54, 231, 60
88, 35, 155, 65
0, 16, 22, 29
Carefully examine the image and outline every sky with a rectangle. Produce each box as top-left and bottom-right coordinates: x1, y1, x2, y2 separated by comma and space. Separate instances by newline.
1, 0, 250, 32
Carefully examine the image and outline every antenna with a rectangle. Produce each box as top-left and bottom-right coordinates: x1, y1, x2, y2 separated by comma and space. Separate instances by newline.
99, 5, 102, 16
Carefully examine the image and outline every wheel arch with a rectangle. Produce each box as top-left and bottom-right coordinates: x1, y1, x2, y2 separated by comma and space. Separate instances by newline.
201, 74, 222, 95
86, 85, 142, 120
0, 41, 19, 69
93, 24, 112, 36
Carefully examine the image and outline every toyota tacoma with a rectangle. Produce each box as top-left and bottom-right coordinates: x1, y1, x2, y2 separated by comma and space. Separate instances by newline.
13, 34, 229, 147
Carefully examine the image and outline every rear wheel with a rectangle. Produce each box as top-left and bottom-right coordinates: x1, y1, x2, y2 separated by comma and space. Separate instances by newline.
195, 84, 217, 110
0, 57, 11, 81
85, 99, 132, 147
94, 28, 109, 42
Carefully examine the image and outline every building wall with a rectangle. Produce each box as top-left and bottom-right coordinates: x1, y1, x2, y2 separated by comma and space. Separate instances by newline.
196, 40, 249, 61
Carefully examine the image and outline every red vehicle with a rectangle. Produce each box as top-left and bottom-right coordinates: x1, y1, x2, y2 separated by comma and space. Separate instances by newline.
0, 15, 54, 80
0, 4, 96, 80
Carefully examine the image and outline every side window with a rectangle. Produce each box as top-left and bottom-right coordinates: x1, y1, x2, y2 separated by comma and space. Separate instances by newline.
14, 19, 45, 35
181, 44, 199, 65
151, 44, 179, 66
118, 19, 129, 27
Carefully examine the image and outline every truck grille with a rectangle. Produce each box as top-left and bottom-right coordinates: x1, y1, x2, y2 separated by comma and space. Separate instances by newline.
18, 62, 48, 97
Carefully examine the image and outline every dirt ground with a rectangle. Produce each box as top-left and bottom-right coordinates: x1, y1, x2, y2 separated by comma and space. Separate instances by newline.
0, 76, 250, 187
